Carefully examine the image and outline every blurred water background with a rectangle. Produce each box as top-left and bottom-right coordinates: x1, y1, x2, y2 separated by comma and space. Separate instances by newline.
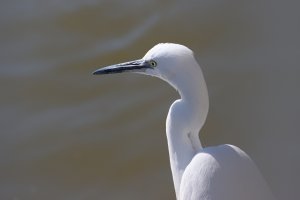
1, 0, 299, 199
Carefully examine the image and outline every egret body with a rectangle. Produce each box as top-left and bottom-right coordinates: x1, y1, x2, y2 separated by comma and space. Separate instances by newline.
93, 43, 275, 200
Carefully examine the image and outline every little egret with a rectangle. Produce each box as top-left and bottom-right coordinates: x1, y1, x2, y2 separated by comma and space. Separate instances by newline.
93, 43, 275, 200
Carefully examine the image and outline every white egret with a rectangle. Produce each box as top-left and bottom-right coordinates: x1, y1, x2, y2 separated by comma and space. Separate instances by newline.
93, 43, 275, 200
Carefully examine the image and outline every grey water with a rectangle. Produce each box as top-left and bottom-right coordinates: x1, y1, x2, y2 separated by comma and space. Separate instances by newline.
1, 0, 299, 199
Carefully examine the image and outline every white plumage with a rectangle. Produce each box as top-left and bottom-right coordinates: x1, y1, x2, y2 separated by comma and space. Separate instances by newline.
93, 43, 275, 200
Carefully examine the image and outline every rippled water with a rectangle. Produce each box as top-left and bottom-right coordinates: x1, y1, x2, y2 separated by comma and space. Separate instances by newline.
1, 0, 299, 199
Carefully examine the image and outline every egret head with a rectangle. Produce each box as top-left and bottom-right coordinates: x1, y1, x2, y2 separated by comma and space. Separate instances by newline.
93, 43, 200, 89
94, 43, 209, 136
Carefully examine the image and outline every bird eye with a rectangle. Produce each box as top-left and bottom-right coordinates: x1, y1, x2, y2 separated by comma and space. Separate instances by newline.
149, 60, 157, 67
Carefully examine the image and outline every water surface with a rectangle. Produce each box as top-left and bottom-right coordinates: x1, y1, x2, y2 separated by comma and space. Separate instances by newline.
1, 1, 299, 199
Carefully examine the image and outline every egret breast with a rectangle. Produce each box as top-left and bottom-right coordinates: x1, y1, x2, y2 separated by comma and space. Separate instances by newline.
179, 144, 274, 200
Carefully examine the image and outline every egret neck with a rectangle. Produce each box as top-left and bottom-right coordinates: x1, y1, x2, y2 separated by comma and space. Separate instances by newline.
164, 57, 209, 198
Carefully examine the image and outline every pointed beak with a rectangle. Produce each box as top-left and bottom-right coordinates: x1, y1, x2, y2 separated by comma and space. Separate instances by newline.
93, 59, 152, 75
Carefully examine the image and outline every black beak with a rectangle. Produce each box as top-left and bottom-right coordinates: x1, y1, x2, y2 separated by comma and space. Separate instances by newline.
93, 59, 152, 75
